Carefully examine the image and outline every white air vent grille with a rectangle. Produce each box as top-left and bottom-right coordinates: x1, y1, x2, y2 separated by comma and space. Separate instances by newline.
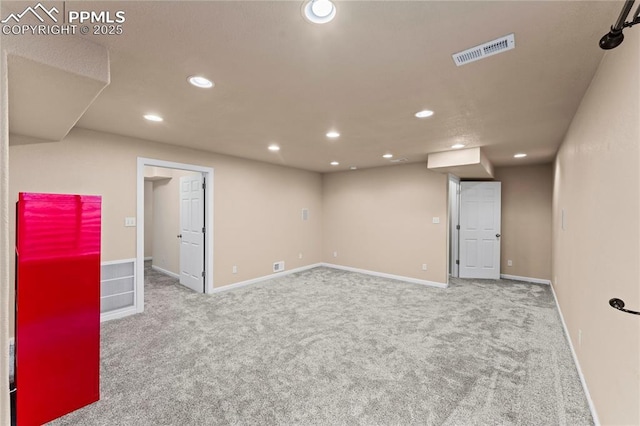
273, 261, 285, 273
452, 33, 515, 66
389, 158, 408, 163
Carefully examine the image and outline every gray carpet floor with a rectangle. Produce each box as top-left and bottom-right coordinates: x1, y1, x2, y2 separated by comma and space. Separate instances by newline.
49, 264, 592, 425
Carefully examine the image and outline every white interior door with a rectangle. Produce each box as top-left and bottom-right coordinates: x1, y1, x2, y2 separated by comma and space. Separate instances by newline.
459, 181, 501, 279
179, 174, 204, 292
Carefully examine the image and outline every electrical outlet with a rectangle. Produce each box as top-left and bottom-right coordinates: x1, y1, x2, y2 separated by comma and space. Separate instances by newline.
422, 264, 427, 271
333, 251, 338, 258
507, 260, 513, 267
232, 265, 237, 274
432, 217, 440, 224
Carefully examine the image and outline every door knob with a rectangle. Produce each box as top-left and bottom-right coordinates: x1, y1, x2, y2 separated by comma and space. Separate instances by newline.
496, 233, 501, 238
177, 234, 182, 239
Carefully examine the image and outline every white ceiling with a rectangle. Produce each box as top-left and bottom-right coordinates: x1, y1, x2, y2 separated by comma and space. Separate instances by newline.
4, 1, 622, 172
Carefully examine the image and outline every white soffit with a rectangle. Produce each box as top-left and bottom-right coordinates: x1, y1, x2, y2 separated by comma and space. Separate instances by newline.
427, 147, 494, 179
6, 35, 109, 142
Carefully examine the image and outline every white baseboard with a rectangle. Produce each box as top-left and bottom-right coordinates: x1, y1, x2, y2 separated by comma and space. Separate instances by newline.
501, 274, 551, 285
101, 306, 138, 323
549, 282, 600, 425
322, 263, 448, 289
144, 256, 153, 261
151, 265, 180, 279
211, 263, 323, 294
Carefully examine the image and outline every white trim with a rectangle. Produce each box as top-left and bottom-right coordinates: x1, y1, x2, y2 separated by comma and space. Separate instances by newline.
101, 257, 136, 266
100, 306, 138, 323
211, 263, 322, 294
144, 256, 153, 261
151, 265, 180, 280
549, 282, 600, 426
322, 263, 448, 289
500, 274, 551, 285
448, 174, 460, 280
8, 337, 13, 347
137, 157, 215, 316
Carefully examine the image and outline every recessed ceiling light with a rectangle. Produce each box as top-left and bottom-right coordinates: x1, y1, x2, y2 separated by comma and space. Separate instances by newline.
349, 166, 358, 170
330, 161, 339, 166
415, 110, 434, 118
188, 76, 214, 89
514, 153, 527, 158
144, 114, 163, 122
303, 0, 336, 24
326, 131, 340, 138
451, 143, 466, 149
268, 144, 280, 152
383, 153, 393, 159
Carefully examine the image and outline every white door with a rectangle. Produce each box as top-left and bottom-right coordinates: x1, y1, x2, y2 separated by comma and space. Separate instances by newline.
179, 174, 204, 292
459, 181, 501, 279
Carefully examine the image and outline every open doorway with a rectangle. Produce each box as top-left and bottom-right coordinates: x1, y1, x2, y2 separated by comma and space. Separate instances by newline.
144, 166, 205, 292
136, 158, 214, 315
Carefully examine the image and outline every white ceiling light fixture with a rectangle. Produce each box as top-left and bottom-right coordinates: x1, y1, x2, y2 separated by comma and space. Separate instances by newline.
415, 110, 434, 118
144, 114, 163, 122
349, 166, 358, 170
382, 153, 393, 159
330, 161, 339, 166
326, 131, 340, 138
188, 76, 214, 89
268, 144, 280, 152
514, 153, 527, 158
451, 143, 466, 149
303, 0, 336, 24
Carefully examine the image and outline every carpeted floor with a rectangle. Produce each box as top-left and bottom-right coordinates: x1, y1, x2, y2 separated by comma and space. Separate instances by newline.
49, 264, 592, 425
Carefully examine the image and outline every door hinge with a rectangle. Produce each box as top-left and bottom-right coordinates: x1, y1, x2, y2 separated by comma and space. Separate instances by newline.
202, 271, 205, 278
202, 227, 205, 233
456, 260, 459, 265
202, 181, 206, 189
456, 225, 460, 230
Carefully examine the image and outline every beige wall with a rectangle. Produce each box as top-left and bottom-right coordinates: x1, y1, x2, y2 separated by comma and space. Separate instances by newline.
8, 128, 324, 334
552, 30, 639, 425
494, 164, 552, 281
149, 168, 201, 276
143, 180, 154, 259
322, 163, 448, 284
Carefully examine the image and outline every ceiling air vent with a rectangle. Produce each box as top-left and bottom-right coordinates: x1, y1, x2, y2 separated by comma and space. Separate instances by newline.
389, 158, 408, 163
452, 33, 515, 66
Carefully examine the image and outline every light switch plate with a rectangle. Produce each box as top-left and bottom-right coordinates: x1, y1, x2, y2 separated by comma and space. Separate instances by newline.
432, 217, 440, 224
125, 217, 136, 227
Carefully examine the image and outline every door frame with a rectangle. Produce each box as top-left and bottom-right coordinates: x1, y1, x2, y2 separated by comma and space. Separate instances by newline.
136, 157, 214, 314
448, 174, 461, 278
